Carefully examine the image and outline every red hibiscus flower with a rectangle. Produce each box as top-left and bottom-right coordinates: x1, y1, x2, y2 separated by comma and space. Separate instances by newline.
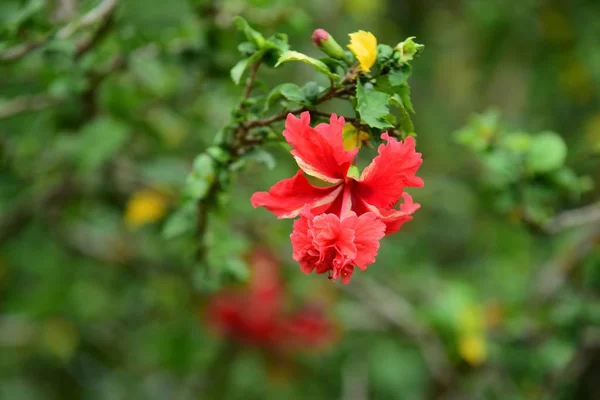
205, 248, 335, 351
250, 112, 423, 283
251, 112, 423, 234
291, 207, 386, 283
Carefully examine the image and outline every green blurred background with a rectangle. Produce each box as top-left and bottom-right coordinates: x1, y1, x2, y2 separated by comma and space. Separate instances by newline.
1, 0, 599, 398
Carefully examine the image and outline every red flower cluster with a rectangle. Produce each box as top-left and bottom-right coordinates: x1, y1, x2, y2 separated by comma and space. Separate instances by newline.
206, 248, 335, 351
251, 112, 423, 283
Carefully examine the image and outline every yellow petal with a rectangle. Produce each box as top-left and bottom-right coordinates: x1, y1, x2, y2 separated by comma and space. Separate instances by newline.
347, 30, 377, 72
124, 189, 168, 229
458, 333, 487, 366
342, 123, 370, 150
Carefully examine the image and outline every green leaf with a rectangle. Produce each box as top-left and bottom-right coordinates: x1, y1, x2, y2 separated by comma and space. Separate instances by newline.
390, 94, 414, 135
238, 41, 257, 56
376, 44, 394, 62
76, 117, 129, 172
275, 51, 340, 78
233, 16, 265, 48
230, 58, 249, 85
162, 202, 196, 239
139, 158, 189, 186
301, 81, 322, 104
550, 168, 591, 194
499, 132, 531, 153
206, 146, 231, 164
230, 50, 264, 85
265, 83, 308, 111
231, 148, 276, 171
184, 154, 215, 201
398, 83, 414, 114
482, 150, 521, 188
131, 56, 180, 97
526, 132, 567, 173
388, 66, 412, 87
145, 107, 189, 147
356, 81, 393, 130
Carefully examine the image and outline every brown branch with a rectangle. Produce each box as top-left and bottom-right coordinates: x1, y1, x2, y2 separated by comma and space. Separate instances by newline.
342, 279, 455, 392
310, 110, 359, 123
1, 0, 118, 62
533, 223, 600, 303
242, 86, 354, 131
57, 0, 118, 39
544, 201, 600, 234
0, 94, 64, 120
0, 39, 48, 62
541, 328, 600, 400
75, 12, 115, 59
0, 55, 124, 121
240, 60, 261, 108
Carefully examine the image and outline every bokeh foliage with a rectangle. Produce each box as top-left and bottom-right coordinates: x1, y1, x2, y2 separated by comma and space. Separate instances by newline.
1, 0, 599, 399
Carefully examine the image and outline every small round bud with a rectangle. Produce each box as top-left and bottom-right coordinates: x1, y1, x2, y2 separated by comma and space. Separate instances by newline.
311, 29, 345, 60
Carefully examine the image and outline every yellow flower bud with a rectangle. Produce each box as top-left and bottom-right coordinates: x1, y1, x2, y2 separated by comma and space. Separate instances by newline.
347, 30, 377, 72
458, 333, 487, 366
342, 123, 370, 150
124, 189, 168, 229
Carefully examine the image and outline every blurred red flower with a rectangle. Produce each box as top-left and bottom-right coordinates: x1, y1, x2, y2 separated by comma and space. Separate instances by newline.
205, 248, 335, 351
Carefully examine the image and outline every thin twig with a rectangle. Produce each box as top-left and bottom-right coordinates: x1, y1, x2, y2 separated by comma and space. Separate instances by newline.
310, 110, 359, 123
0, 0, 118, 62
57, 0, 118, 39
0, 39, 48, 62
0, 94, 63, 120
544, 201, 600, 234
342, 279, 455, 390
75, 12, 115, 59
541, 328, 600, 400
241, 60, 261, 108
533, 223, 600, 302
0, 55, 125, 121
242, 86, 354, 131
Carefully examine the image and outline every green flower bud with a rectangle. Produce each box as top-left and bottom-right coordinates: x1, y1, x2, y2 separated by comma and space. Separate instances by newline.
395, 36, 424, 63
312, 29, 345, 60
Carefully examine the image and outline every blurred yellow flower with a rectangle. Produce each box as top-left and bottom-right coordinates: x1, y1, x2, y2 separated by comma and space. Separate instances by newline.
42, 318, 80, 361
539, 9, 572, 43
583, 114, 600, 154
124, 189, 168, 229
348, 31, 377, 72
342, 123, 370, 150
558, 59, 593, 104
343, 0, 383, 18
457, 304, 487, 365
458, 333, 487, 366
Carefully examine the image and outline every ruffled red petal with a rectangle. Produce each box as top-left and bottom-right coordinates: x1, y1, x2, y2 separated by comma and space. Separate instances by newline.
359, 193, 420, 234
356, 134, 423, 209
251, 170, 343, 218
283, 112, 357, 183
290, 209, 385, 284
342, 212, 386, 269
